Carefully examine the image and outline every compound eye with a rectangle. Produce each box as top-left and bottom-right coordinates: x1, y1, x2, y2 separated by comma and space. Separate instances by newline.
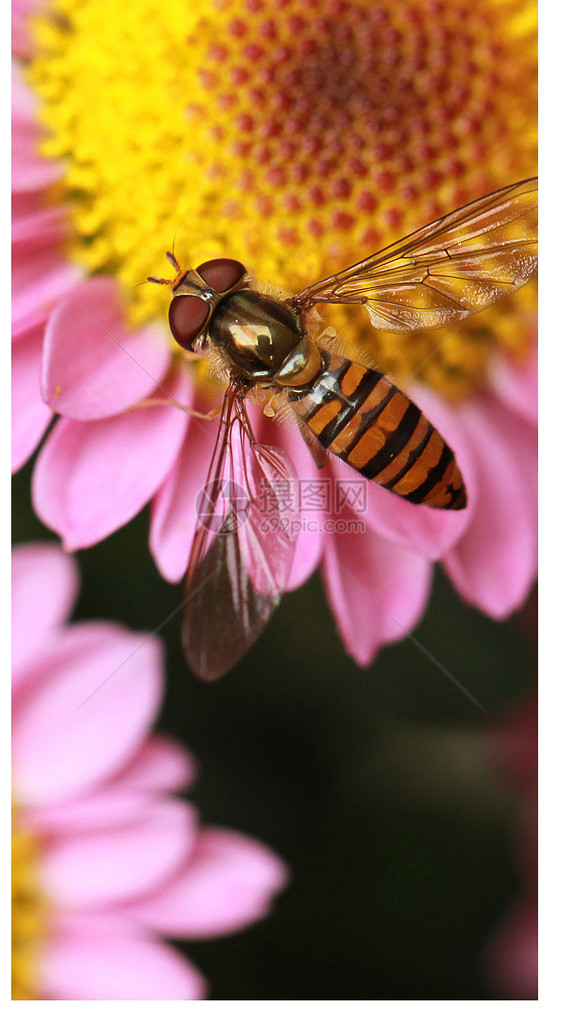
196, 258, 246, 292
168, 294, 210, 350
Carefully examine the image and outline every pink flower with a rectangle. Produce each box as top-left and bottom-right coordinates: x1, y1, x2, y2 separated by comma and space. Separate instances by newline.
13, 0, 537, 671
12, 542, 289, 999
483, 699, 538, 999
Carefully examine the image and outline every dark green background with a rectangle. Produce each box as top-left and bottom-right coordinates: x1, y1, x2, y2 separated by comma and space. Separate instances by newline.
13, 460, 536, 1000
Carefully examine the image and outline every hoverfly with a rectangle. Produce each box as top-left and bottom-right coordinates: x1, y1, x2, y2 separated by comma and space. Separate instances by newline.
149, 178, 537, 680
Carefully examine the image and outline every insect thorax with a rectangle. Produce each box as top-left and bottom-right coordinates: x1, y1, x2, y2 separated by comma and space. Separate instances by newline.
209, 290, 304, 381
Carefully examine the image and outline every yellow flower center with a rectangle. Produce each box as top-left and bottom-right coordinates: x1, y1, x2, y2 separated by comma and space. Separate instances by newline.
27, 0, 536, 398
12, 809, 47, 1000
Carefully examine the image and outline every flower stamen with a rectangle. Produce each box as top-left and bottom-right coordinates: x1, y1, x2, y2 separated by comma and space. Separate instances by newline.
12, 810, 47, 1000
27, 0, 536, 398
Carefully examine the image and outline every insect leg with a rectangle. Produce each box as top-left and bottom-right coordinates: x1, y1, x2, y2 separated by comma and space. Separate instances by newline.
128, 397, 223, 420
166, 249, 182, 273
146, 275, 172, 285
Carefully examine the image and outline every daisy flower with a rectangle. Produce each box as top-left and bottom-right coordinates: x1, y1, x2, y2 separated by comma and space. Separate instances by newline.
12, 542, 289, 999
12, 0, 537, 669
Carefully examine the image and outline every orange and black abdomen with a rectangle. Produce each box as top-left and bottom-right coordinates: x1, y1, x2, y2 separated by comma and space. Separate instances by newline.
289, 353, 467, 509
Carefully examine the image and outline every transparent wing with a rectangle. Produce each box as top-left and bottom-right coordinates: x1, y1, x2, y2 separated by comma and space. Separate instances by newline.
291, 178, 538, 331
182, 385, 297, 681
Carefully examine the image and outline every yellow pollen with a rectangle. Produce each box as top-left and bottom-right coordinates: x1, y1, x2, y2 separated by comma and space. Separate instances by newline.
12, 808, 48, 1000
27, 0, 536, 399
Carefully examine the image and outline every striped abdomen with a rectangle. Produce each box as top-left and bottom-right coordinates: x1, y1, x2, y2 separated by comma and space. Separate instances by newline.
289, 353, 467, 509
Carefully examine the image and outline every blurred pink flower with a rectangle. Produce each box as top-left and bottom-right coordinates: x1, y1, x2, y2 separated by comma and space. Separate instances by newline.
483, 699, 538, 999
12, 542, 289, 1000
12, 0, 537, 670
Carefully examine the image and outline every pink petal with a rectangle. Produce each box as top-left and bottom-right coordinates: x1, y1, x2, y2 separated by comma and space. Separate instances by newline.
12, 202, 83, 330
40, 920, 206, 999
12, 64, 63, 191
489, 344, 538, 425
443, 397, 537, 618
13, 1, 47, 59
12, 542, 79, 679
150, 408, 219, 582
120, 828, 289, 939
26, 743, 194, 833
112, 735, 198, 793
286, 515, 324, 591
11, 295, 49, 342
40, 800, 197, 908
351, 385, 475, 560
322, 517, 432, 667
32, 368, 190, 549
12, 623, 162, 805
42, 278, 172, 419
11, 204, 68, 244
27, 787, 180, 833
11, 317, 52, 470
